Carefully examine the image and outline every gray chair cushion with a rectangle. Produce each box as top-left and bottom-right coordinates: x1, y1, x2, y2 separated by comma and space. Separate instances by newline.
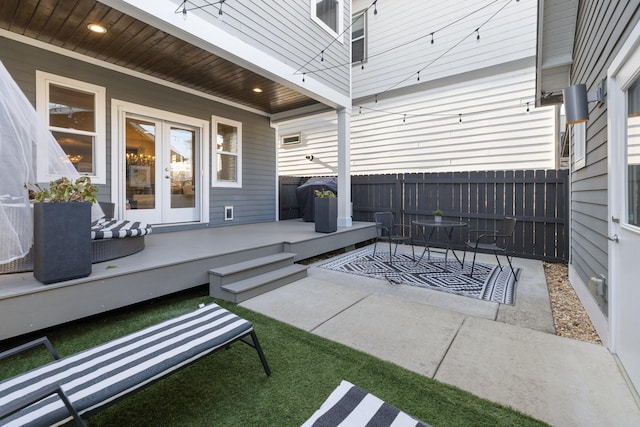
91, 219, 151, 240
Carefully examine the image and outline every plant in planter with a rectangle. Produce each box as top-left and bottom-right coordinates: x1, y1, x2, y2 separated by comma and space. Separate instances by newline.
432, 209, 444, 223
30, 177, 97, 284
314, 189, 337, 233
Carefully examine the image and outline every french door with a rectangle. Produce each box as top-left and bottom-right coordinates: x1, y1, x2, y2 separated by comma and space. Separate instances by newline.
113, 101, 207, 225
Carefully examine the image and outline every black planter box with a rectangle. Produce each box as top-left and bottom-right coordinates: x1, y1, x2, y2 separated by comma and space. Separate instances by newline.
314, 198, 337, 233
33, 202, 92, 284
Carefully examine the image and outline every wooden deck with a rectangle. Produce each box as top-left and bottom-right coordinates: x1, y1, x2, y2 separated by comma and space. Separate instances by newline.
0, 220, 376, 341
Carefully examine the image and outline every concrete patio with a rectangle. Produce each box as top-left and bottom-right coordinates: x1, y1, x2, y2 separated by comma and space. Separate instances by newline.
241, 245, 640, 427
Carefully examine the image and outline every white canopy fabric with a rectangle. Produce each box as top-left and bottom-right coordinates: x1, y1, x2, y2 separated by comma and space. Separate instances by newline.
0, 61, 102, 265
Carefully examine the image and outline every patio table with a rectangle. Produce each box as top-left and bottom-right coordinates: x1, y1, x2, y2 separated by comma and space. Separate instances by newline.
412, 220, 467, 267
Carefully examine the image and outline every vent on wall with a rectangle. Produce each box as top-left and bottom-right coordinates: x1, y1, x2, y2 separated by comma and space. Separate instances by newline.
281, 133, 301, 146
225, 206, 234, 221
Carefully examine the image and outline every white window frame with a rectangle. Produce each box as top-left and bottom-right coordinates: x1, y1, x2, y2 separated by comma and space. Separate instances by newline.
311, 0, 344, 37
574, 121, 586, 170
352, 10, 367, 64
212, 116, 242, 188
35, 71, 106, 184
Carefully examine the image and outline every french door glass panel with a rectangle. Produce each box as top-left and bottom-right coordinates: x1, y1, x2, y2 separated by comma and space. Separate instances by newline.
124, 116, 199, 224
126, 118, 157, 211
170, 127, 196, 209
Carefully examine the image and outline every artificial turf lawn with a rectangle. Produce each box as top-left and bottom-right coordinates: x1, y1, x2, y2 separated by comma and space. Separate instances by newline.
0, 287, 548, 426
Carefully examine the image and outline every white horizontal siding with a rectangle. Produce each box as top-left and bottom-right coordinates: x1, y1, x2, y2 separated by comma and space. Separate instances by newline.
278, 66, 556, 176
352, 0, 538, 99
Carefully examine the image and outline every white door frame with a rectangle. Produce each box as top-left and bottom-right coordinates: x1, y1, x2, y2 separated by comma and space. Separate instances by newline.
607, 18, 640, 391
111, 99, 210, 225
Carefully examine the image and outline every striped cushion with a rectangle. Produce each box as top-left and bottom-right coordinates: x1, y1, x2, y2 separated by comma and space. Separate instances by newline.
91, 219, 152, 240
302, 380, 430, 427
0, 304, 253, 426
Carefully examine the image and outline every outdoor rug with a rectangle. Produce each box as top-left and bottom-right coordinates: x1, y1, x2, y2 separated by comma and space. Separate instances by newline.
318, 248, 519, 304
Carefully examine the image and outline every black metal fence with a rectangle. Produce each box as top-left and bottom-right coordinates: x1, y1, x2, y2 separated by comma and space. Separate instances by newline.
279, 170, 569, 262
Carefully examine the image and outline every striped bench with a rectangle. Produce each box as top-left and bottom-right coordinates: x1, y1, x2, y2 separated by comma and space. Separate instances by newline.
0, 303, 270, 426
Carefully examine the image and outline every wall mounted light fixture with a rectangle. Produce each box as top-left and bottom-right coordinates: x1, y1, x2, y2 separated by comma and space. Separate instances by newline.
563, 79, 606, 124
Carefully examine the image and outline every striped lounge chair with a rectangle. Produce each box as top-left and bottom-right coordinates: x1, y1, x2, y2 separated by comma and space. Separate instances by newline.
0, 303, 270, 426
302, 380, 430, 427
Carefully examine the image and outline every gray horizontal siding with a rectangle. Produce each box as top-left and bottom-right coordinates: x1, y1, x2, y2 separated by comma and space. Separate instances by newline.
0, 37, 276, 226
210, 116, 277, 225
570, 1, 640, 303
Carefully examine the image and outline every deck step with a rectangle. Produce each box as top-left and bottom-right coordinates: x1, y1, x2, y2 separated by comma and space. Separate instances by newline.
208, 252, 307, 303
209, 252, 296, 287
220, 264, 308, 303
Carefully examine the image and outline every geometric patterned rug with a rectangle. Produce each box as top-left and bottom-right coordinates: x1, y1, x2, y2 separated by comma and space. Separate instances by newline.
318, 248, 519, 305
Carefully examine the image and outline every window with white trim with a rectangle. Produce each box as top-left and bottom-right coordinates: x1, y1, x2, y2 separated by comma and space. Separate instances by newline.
574, 121, 586, 170
212, 116, 242, 188
36, 71, 106, 183
352, 11, 366, 63
312, 0, 343, 36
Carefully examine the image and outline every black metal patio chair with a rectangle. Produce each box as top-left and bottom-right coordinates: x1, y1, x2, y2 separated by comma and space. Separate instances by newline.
372, 212, 414, 264
462, 216, 517, 279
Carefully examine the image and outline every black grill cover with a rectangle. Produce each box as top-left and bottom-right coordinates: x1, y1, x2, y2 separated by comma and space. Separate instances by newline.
296, 177, 338, 222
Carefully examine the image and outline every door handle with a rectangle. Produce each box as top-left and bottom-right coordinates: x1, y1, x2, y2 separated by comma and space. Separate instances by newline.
608, 234, 619, 243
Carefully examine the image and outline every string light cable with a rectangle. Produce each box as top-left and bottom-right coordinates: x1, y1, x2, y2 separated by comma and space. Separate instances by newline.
356, 96, 537, 124
298, 0, 508, 76
373, 0, 517, 102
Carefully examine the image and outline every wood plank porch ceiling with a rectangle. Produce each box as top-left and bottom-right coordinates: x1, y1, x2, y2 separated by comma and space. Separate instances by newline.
0, 0, 319, 115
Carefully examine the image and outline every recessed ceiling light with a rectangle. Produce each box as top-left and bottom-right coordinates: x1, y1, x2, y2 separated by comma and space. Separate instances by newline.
252, 87, 263, 93
87, 23, 107, 34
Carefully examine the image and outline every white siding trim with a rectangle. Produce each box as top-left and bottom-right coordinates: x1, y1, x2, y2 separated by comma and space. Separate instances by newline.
573, 122, 586, 170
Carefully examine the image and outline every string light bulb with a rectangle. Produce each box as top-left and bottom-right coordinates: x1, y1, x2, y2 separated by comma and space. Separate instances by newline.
459, 114, 462, 123
218, 0, 225, 15
373, 0, 378, 15
403, 114, 406, 123
417, 71, 420, 81
320, 50, 324, 62
526, 102, 530, 113
302, 73, 306, 83
475, 28, 480, 41
430, 33, 434, 44
182, 4, 187, 19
